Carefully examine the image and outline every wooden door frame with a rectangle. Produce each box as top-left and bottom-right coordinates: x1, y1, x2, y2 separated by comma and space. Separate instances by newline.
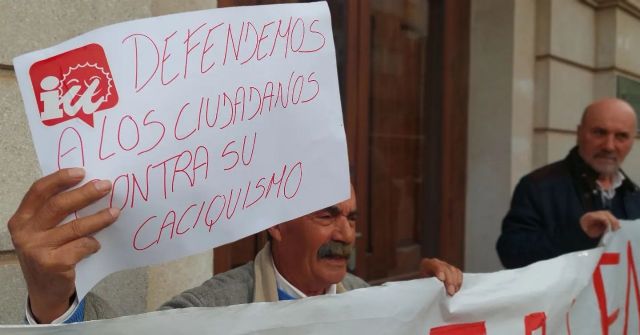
344, 0, 371, 280
349, 0, 469, 274
421, 0, 470, 268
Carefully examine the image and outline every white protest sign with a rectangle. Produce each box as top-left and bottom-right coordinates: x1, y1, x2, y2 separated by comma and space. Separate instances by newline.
12, 2, 349, 298
7, 222, 640, 334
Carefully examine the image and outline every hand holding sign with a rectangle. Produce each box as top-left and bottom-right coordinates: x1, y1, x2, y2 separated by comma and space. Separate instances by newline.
8, 169, 118, 323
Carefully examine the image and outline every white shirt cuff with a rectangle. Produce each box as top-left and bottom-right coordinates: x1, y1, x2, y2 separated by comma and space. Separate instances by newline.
25, 296, 79, 324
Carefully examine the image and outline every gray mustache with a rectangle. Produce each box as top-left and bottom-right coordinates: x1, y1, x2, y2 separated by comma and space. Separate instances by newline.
317, 241, 353, 259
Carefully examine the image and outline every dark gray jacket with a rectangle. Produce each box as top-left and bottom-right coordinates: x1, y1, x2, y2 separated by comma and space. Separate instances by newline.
496, 147, 640, 269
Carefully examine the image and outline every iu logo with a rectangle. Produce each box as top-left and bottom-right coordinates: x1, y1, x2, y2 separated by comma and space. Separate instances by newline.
29, 43, 118, 127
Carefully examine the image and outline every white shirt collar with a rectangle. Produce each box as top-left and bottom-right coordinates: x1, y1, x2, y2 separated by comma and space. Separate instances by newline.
596, 170, 625, 200
271, 257, 337, 299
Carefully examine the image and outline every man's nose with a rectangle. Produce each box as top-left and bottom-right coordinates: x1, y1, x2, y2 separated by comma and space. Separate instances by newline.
604, 135, 615, 151
332, 216, 355, 244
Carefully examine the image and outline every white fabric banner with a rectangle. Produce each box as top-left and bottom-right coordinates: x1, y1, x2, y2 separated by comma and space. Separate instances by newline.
4, 221, 640, 334
12, 2, 349, 298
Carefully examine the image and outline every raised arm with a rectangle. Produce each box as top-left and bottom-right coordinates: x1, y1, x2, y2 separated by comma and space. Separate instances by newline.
8, 168, 118, 323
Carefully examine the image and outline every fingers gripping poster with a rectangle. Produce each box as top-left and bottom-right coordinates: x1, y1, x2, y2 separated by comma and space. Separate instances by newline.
13, 2, 350, 298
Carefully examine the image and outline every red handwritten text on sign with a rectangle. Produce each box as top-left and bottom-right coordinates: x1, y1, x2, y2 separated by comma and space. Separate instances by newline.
121, 17, 326, 93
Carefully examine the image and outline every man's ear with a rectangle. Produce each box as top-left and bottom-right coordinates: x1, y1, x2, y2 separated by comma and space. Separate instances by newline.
268, 225, 283, 242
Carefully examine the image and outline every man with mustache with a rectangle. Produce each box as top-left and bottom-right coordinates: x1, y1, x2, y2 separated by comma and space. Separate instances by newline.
9, 174, 462, 324
497, 98, 640, 269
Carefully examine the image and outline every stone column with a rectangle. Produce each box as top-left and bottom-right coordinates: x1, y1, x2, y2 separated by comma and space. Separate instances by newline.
465, 0, 536, 272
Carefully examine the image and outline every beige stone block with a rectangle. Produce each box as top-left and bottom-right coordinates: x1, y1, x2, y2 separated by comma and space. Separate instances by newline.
0, 0, 217, 65
547, 59, 594, 130
150, 0, 217, 17
595, 7, 617, 68
534, 58, 551, 128
146, 250, 212, 311
511, 0, 536, 187
533, 131, 549, 169
593, 70, 617, 99
615, 10, 640, 76
546, 132, 576, 163
623, 139, 640, 183
0, 262, 27, 325
548, 0, 596, 67
535, 58, 592, 131
535, 0, 552, 56
0, 70, 40, 252
1, 0, 150, 64
533, 131, 576, 168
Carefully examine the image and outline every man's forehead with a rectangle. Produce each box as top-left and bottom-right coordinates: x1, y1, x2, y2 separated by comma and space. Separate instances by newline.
583, 115, 635, 135
309, 200, 357, 215
329, 202, 357, 214
303, 187, 357, 217
584, 117, 636, 133
584, 100, 636, 124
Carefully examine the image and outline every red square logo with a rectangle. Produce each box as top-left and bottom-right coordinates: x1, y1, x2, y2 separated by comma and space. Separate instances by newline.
29, 43, 119, 127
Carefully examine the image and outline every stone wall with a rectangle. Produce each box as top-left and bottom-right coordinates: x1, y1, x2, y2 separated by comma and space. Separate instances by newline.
535, 0, 640, 176
465, 0, 537, 272
0, 0, 216, 324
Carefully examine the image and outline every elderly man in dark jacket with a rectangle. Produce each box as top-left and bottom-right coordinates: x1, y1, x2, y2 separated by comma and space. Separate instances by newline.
497, 98, 640, 269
